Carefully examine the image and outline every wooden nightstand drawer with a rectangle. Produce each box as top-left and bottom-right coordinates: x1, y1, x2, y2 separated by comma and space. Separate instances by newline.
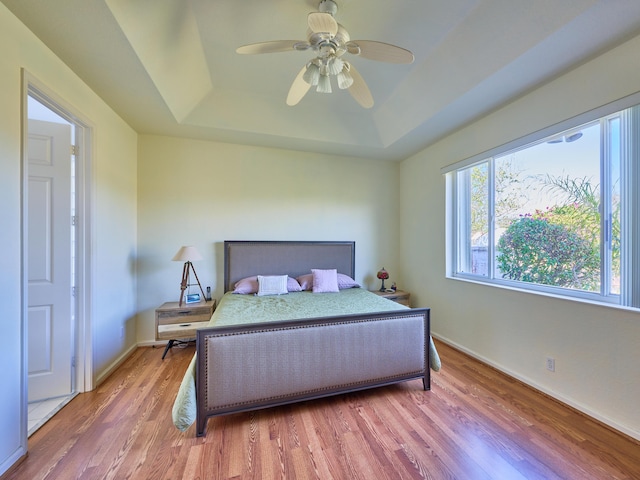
156, 305, 211, 325
369, 290, 411, 307
157, 320, 210, 341
155, 300, 215, 341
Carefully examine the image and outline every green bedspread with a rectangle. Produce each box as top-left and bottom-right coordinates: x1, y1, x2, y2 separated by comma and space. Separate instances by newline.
172, 289, 441, 431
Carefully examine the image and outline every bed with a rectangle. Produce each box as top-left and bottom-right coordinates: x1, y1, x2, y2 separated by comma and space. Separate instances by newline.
172, 240, 440, 437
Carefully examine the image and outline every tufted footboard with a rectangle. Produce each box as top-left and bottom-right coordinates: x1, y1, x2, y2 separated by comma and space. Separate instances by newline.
195, 308, 430, 436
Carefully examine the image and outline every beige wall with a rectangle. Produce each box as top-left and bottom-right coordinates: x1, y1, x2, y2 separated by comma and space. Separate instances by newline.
0, 5, 138, 474
136, 135, 401, 343
400, 33, 640, 440
3, 3, 640, 477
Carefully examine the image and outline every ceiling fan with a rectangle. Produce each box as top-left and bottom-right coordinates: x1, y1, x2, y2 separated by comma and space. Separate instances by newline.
236, 0, 414, 108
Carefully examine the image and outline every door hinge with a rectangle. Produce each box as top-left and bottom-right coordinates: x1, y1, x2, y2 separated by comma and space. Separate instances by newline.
72, 286, 77, 297
71, 356, 76, 367
70, 144, 78, 156
72, 215, 78, 226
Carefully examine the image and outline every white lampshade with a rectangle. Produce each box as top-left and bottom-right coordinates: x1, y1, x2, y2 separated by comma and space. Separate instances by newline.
327, 56, 344, 76
337, 67, 353, 89
172, 245, 202, 262
316, 74, 332, 93
303, 62, 320, 86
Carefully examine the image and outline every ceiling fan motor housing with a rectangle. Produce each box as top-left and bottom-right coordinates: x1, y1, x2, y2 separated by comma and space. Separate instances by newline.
319, 0, 338, 16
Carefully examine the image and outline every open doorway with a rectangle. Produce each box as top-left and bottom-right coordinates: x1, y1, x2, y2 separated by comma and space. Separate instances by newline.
23, 77, 92, 436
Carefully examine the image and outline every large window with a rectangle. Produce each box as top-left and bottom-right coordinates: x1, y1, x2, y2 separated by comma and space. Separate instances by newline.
448, 104, 640, 307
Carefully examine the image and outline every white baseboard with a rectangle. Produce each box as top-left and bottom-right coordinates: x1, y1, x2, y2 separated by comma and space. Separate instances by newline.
432, 333, 640, 442
89, 340, 186, 389
94, 343, 138, 388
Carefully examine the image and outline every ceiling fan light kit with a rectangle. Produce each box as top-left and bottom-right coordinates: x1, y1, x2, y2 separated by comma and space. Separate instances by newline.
236, 0, 414, 108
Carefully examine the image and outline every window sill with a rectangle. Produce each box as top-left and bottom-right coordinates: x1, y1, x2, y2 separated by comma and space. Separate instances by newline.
446, 274, 640, 314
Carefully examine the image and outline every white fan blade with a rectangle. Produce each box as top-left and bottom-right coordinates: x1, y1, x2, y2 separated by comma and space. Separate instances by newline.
308, 12, 338, 36
236, 40, 302, 54
347, 64, 373, 108
286, 66, 312, 106
347, 40, 414, 64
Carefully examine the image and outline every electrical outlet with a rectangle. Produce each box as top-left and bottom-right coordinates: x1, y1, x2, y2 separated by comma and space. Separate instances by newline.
546, 357, 555, 372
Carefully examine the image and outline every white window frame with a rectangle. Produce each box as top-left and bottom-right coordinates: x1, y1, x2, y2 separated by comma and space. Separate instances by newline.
444, 96, 640, 309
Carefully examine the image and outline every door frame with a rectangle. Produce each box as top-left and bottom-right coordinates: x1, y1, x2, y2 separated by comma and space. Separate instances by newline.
20, 70, 94, 435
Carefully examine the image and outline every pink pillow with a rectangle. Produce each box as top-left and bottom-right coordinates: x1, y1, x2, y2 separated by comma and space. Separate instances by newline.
337, 273, 359, 289
233, 275, 302, 294
311, 269, 339, 293
296, 273, 359, 290
287, 277, 302, 292
296, 274, 313, 291
233, 276, 259, 294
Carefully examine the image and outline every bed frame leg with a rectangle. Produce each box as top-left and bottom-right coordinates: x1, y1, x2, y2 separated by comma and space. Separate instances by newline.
196, 418, 207, 437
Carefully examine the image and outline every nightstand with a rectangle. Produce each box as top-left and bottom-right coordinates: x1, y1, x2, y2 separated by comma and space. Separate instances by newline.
370, 289, 411, 307
155, 300, 215, 359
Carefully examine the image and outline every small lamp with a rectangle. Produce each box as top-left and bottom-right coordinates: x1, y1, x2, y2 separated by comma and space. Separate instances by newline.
172, 246, 206, 306
377, 267, 389, 292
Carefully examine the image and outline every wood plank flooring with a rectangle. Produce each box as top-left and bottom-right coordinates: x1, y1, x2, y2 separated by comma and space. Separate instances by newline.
6, 340, 640, 479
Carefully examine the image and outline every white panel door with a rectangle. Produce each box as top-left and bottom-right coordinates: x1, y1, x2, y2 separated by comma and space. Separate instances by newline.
27, 119, 73, 402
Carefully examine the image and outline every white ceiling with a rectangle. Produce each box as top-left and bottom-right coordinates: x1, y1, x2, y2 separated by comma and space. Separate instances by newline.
5, 0, 640, 161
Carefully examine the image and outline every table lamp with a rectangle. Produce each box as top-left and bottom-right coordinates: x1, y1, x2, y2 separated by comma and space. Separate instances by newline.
172, 245, 206, 306
377, 267, 389, 291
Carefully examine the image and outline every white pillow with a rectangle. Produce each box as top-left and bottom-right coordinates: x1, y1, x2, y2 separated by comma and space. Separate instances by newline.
257, 275, 289, 296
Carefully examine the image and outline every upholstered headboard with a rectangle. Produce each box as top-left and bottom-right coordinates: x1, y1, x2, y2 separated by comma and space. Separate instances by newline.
223, 241, 356, 292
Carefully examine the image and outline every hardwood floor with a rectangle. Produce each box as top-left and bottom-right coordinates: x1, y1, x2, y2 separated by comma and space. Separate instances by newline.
6, 340, 640, 480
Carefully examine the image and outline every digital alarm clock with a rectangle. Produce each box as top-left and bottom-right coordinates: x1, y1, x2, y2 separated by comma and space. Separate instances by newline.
185, 293, 201, 304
